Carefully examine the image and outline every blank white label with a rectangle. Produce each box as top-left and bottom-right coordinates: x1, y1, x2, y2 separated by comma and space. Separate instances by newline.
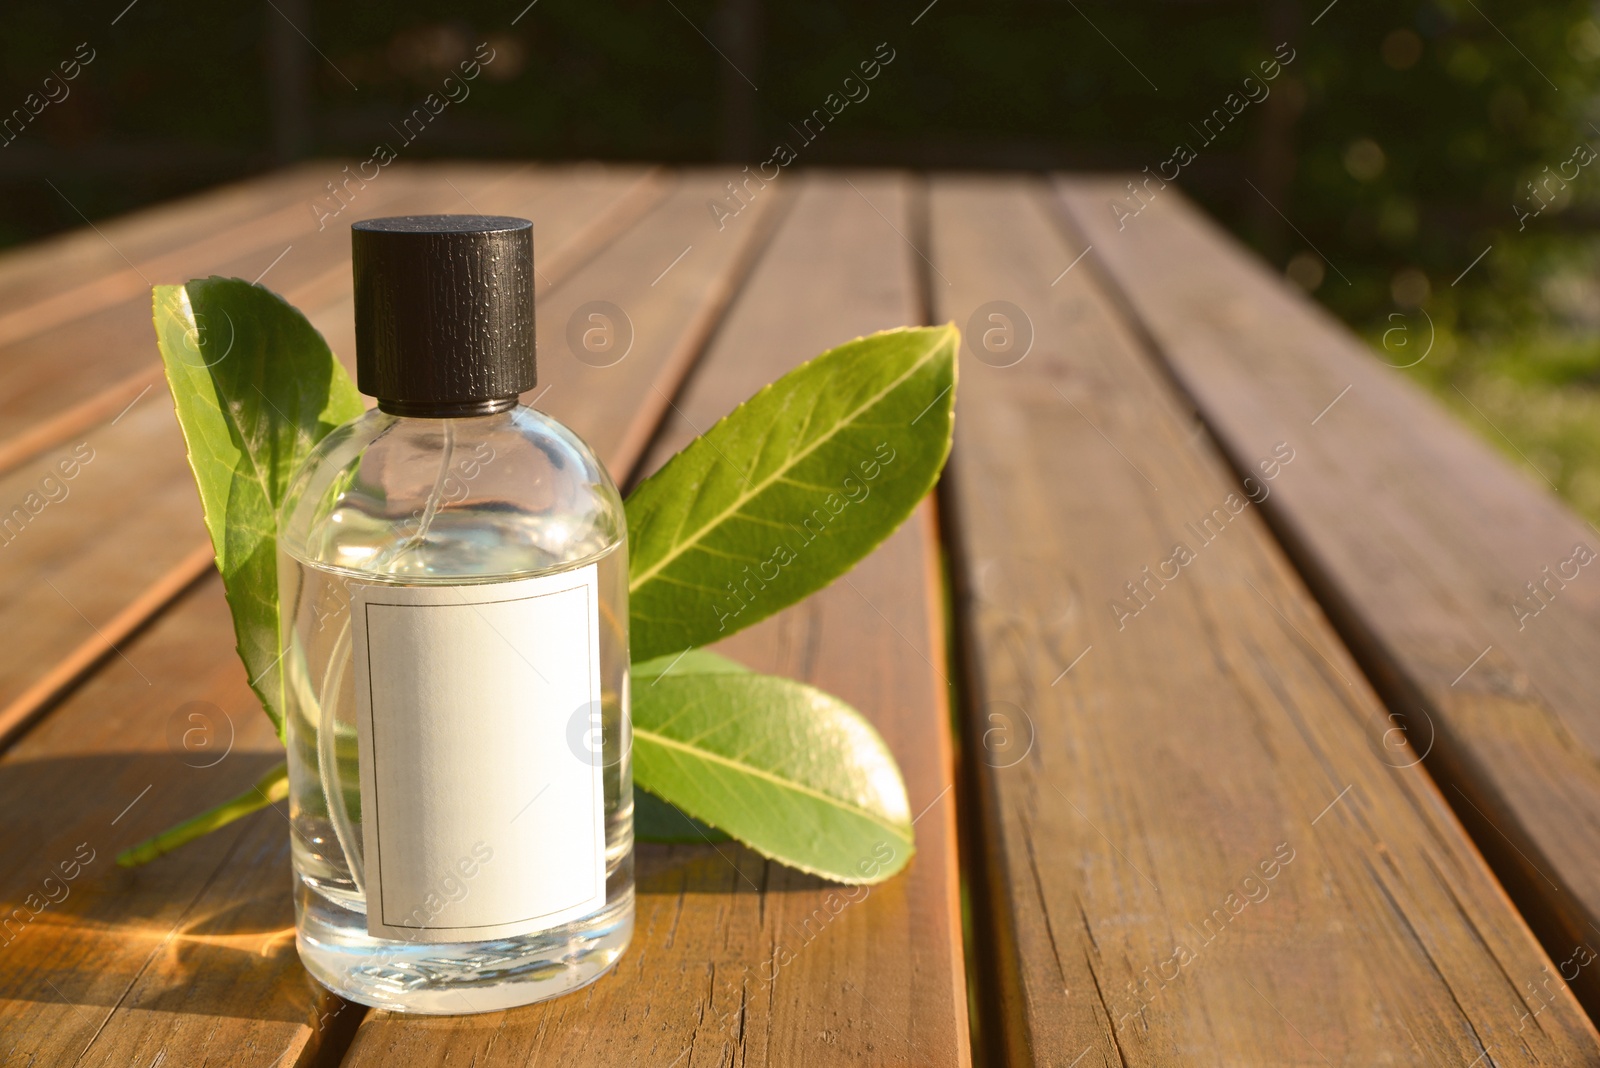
350, 566, 606, 943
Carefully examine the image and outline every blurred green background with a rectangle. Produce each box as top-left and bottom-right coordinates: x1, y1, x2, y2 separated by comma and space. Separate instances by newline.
4, 1, 1598, 518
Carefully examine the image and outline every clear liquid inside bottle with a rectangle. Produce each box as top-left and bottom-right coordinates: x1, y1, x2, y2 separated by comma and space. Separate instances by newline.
276, 405, 633, 1014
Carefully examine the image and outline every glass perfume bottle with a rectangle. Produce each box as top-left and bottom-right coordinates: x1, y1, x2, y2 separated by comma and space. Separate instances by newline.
276, 215, 632, 1014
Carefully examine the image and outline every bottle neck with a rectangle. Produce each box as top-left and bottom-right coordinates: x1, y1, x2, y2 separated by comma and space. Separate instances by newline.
375, 395, 520, 418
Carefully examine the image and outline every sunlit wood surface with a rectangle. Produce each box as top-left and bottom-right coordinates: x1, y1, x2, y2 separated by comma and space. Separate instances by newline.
0, 162, 1596, 1066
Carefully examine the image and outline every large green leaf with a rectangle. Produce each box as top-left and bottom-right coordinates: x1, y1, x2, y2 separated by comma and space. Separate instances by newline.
632, 671, 915, 883
630, 648, 749, 683
632, 787, 729, 843
153, 277, 364, 739
625, 325, 958, 661
630, 650, 744, 843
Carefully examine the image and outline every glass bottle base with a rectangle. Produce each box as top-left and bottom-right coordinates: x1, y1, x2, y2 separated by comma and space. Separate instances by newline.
295, 878, 634, 1014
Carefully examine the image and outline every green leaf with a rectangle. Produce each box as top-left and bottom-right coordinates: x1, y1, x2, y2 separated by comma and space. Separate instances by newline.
632, 671, 915, 883
630, 651, 743, 842
630, 651, 742, 843
633, 786, 729, 843
625, 325, 958, 662
117, 763, 289, 867
153, 278, 364, 739
630, 648, 749, 684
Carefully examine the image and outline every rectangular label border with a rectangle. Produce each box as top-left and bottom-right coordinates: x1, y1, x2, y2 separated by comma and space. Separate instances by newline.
351, 568, 606, 941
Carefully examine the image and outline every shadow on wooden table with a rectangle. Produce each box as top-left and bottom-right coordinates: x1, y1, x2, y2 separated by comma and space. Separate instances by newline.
636, 841, 840, 896
0, 751, 337, 1026
2, 749, 831, 1028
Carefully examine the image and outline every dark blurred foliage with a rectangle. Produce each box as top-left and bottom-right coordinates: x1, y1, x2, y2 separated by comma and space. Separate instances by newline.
1, 0, 1597, 339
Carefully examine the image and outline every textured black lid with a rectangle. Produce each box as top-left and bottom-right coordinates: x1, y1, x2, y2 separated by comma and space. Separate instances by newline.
352, 214, 535, 416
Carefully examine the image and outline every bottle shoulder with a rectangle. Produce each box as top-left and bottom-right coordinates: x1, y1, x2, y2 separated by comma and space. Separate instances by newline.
279, 406, 626, 581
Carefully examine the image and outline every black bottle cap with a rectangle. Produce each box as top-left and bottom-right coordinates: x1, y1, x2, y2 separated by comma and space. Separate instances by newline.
352, 214, 536, 417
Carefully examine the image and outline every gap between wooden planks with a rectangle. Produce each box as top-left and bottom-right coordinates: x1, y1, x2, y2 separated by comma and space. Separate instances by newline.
931, 174, 1600, 1065
0, 166, 797, 1066
0, 164, 664, 749
339, 170, 970, 1067
1055, 175, 1600, 1025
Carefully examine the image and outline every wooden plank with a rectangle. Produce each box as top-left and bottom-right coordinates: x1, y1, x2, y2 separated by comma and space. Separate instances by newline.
283, 161, 668, 386
0, 160, 332, 309
502, 167, 787, 481
0, 161, 550, 350
0, 163, 362, 476
0, 367, 165, 479
0, 583, 346, 1068
0, 167, 412, 463
341, 172, 970, 1066
0, 163, 391, 474
930, 175, 1600, 1064
0, 163, 658, 478
0, 162, 659, 471
0, 164, 660, 747
0, 166, 429, 452
0, 165, 780, 1066
1055, 176, 1600, 1021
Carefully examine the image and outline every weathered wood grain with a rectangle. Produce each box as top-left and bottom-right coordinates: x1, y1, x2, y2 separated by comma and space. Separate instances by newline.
0, 582, 343, 1068
341, 172, 970, 1067
1056, 175, 1600, 1024
931, 175, 1600, 1064
0, 165, 786, 1067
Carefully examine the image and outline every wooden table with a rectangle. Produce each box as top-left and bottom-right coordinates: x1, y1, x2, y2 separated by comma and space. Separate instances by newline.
2, 163, 1600, 1066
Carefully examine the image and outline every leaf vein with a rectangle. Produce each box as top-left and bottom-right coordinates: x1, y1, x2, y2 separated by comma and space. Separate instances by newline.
634, 726, 911, 835
629, 337, 948, 591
